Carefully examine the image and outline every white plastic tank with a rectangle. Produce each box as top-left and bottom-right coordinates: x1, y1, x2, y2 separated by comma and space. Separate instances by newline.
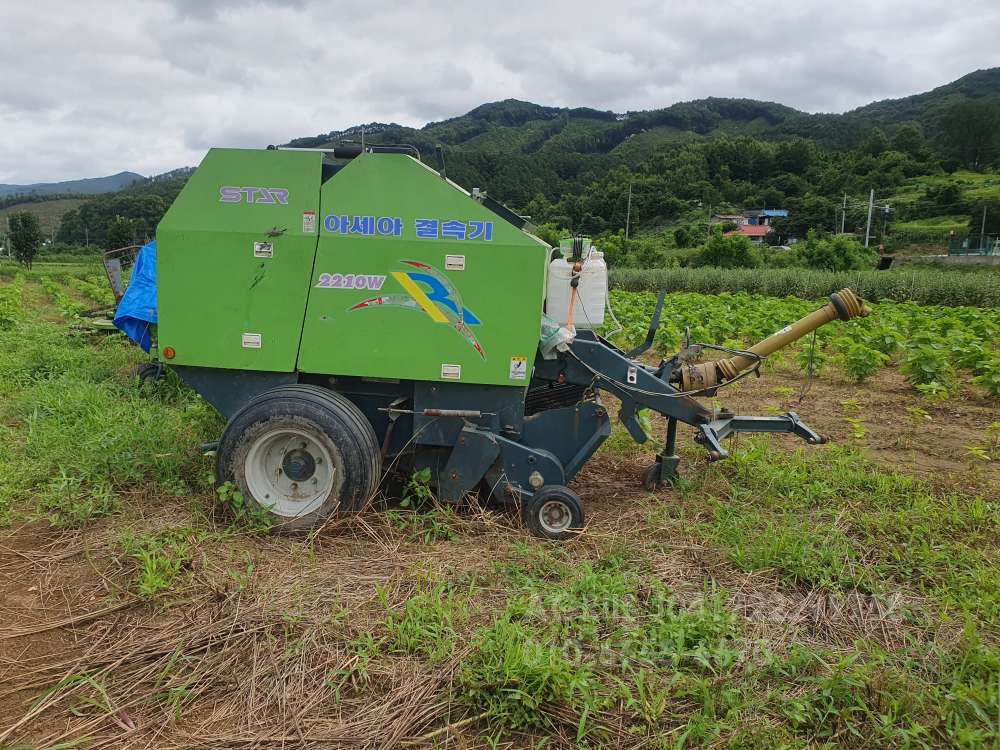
545, 242, 607, 329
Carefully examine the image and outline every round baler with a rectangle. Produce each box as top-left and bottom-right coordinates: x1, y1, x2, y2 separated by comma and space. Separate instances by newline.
142, 145, 870, 538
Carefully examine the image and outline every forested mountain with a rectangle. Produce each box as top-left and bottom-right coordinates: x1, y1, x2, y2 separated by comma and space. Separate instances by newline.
35, 67, 1000, 252
53, 170, 192, 247
286, 68, 1000, 208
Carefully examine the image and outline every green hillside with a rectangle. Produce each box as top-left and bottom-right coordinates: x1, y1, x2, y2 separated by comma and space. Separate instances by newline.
0, 198, 87, 237
283, 69, 1000, 214
846, 68, 1000, 128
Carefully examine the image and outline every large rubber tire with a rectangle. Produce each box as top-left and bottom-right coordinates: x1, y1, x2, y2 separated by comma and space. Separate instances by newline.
522, 485, 585, 541
216, 385, 380, 530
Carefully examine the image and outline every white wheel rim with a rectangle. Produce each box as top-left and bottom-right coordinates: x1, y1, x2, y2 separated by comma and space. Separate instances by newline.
244, 427, 337, 518
538, 499, 572, 533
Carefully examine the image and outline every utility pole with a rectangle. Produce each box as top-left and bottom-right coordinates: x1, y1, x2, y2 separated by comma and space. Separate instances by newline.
864, 189, 875, 248
624, 182, 633, 241
840, 194, 847, 234
980, 205, 988, 250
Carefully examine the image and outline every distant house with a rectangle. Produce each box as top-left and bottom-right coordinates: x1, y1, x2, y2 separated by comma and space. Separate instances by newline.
709, 214, 746, 227
724, 224, 772, 244
744, 209, 788, 226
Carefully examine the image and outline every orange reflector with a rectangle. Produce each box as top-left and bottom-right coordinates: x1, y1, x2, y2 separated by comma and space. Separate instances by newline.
163, 347, 176, 360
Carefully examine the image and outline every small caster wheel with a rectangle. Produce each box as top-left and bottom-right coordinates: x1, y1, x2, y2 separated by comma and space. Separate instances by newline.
133, 362, 163, 384
523, 486, 584, 541
642, 463, 677, 491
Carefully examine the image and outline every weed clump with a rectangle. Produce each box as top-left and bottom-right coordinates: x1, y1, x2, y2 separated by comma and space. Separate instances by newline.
119, 527, 200, 597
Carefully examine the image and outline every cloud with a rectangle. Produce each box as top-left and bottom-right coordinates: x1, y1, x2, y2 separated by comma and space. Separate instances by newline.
0, 0, 998, 183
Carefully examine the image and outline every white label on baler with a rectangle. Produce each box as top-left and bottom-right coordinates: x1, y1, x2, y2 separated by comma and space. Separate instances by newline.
302, 211, 316, 233
445, 254, 465, 271
441, 364, 461, 380
509, 356, 528, 380
253, 242, 273, 258
242, 333, 262, 348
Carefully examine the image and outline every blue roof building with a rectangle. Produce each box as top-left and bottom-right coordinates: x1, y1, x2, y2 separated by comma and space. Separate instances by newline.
744, 209, 788, 226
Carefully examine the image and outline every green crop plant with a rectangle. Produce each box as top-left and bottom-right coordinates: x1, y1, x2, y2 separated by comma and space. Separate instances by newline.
949, 334, 987, 372
839, 399, 862, 414
606, 288, 998, 399
843, 417, 868, 440
837, 343, 889, 383
916, 381, 951, 402
964, 444, 991, 463
973, 356, 1000, 396
902, 343, 955, 387
40, 277, 88, 318
795, 343, 827, 375
610, 266, 1000, 306
865, 325, 904, 356
67, 276, 115, 307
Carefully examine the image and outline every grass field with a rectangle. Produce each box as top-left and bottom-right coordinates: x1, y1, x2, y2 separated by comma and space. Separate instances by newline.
0, 198, 87, 238
890, 215, 971, 234
0, 267, 997, 749
891, 171, 1000, 205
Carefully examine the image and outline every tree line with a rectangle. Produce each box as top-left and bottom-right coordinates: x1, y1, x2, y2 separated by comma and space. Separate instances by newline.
3, 91, 998, 268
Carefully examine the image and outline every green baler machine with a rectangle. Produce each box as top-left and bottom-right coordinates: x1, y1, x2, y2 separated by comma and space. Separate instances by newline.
153, 145, 871, 538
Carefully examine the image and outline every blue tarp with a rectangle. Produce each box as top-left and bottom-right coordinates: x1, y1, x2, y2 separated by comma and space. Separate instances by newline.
113, 240, 157, 352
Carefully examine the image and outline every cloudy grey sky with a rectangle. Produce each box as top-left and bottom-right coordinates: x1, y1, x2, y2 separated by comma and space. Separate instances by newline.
1, 0, 998, 184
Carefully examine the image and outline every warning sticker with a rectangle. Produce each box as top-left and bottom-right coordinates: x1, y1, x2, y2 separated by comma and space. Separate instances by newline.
242, 333, 262, 349
302, 211, 316, 233
509, 356, 528, 380
253, 242, 273, 258
441, 364, 462, 380
445, 254, 466, 271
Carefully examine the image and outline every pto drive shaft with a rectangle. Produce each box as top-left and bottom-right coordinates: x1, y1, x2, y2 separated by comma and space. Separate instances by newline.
680, 288, 871, 391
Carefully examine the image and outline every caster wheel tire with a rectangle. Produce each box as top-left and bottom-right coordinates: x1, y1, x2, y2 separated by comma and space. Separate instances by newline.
133, 362, 163, 384
523, 485, 585, 541
642, 463, 677, 491
216, 385, 380, 531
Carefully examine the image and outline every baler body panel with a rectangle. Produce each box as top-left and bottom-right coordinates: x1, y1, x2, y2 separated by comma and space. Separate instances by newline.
157, 148, 322, 372
297, 154, 549, 387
